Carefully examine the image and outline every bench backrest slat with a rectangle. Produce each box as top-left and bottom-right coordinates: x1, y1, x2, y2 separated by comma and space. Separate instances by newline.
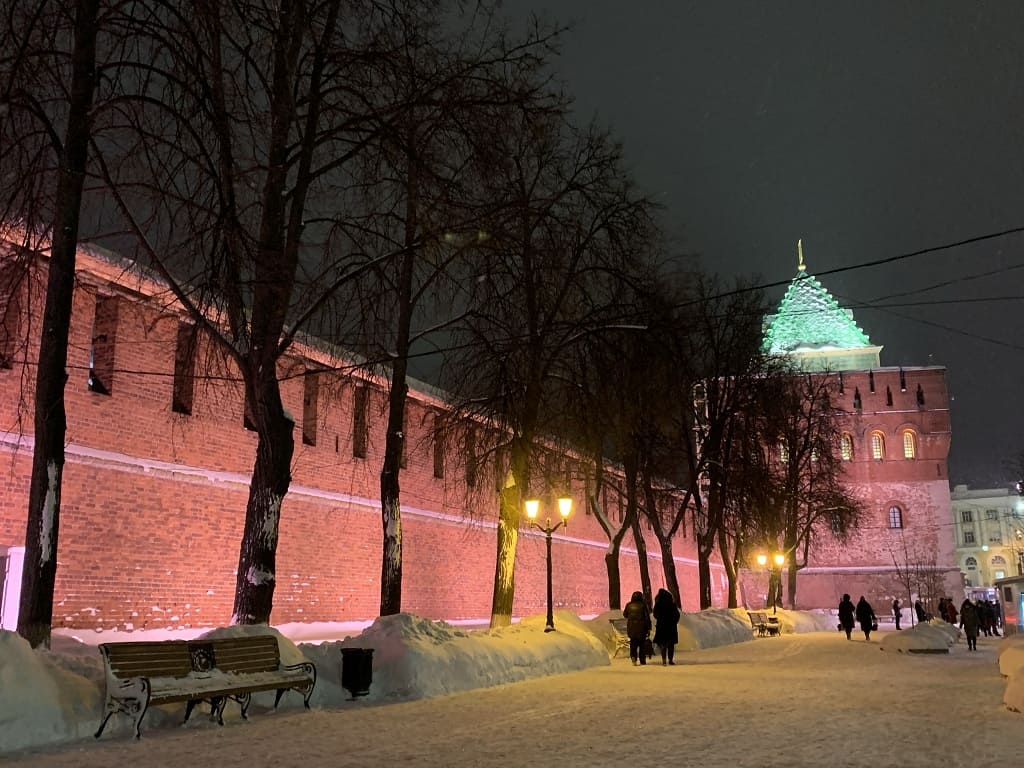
202, 636, 281, 674
100, 640, 192, 679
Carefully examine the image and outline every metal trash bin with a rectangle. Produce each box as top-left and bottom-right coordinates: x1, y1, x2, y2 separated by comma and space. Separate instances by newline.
340, 647, 374, 699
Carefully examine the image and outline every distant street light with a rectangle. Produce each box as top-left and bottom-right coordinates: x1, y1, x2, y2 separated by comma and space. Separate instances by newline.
756, 552, 786, 614
525, 496, 573, 632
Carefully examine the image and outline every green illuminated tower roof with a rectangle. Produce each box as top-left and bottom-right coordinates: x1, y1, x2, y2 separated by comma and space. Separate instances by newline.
763, 241, 881, 371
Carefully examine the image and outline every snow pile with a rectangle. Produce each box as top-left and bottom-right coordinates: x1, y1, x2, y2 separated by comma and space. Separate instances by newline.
879, 618, 959, 654
304, 611, 608, 704
999, 634, 1024, 712
0, 632, 102, 753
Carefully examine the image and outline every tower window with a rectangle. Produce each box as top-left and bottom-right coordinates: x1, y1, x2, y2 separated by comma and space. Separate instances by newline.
902, 430, 916, 459
840, 433, 853, 461
888, 505, 903, 529
870, 431, 885, 460
853, 387, 862, 410
916, 384, 925, 406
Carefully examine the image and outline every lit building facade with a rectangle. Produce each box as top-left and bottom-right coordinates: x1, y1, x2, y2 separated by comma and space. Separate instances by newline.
951, 484, 1024, 599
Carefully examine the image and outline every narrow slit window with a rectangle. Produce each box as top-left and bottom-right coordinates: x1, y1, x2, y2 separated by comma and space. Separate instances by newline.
868, 370, 875, 393
853, 387, 862, 410
0, 264, 22, 369
243, 388, 256, 431
88, 295, 118, 395
466, 428, 477, 487
172, 323, 197, 415
433, 414, 445, 479
302, 370, 320, 446
885, 386, 893, 406
916, 384, 925, 406
352, 385, 368, 458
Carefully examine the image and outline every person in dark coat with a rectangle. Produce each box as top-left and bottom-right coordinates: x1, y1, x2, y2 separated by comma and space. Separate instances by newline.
959, 598, 979, 651
652, 588, 681, 666
892, 598, 901, 630
623, 590, 652, 666
944, 598, 958, 625
838, 594, 856, 640
855, 596, 877, 641
914, 599, 928, 623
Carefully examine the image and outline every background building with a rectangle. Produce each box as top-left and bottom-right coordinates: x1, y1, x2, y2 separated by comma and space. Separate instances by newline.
951, 484, 1024, 600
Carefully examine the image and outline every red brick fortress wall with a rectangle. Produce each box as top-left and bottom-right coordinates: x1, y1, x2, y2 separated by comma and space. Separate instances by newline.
0, 246, 707, 631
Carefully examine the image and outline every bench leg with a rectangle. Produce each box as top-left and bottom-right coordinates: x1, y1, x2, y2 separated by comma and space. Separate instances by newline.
184, 699, 200, 723
236, 692, 252, 720
209, 697, 227, 726
94, 710, 114, 739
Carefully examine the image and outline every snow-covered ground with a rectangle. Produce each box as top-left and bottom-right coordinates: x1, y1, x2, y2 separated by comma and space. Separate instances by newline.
2, 608, 1023, 766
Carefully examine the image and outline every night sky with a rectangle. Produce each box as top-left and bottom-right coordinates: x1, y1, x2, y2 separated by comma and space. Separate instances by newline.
500, 0, 1024, 486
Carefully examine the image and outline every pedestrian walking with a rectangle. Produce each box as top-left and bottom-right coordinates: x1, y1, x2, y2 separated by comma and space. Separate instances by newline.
960, 598, 979, 651
623, 590, 652, 666
855, 596, 877, 641
838, 593, 856, 640
652, 588, 680, 666
892, 598, 901, 630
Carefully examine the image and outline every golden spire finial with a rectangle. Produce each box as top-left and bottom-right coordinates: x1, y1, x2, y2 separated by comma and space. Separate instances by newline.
797, 239, 806, 272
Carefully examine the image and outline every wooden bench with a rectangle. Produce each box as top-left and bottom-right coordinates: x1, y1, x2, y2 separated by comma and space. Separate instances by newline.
748, 611, 781, 637
609, 618, 631, 658
95, 635, 317, 739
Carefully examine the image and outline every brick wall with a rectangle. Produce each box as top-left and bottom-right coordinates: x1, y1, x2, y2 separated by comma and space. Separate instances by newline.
0, 247, 707, 631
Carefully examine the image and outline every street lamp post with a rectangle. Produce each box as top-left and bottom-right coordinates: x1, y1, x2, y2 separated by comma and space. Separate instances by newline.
757, 552, 786, 614
525, 496, 573, 632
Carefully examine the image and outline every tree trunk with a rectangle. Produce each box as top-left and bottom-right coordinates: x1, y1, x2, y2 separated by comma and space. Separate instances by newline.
631, 514, 651, 604
18, 0, 99, 649
604, 544, 623, 610
490, 437, 528, 628
717, 527, 739, 608
379, 374, 408, 616
232, 374, 294, 624
379, 143, 418, 616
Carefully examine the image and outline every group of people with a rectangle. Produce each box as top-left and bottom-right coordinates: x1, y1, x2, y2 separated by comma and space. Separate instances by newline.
625, 588, 1004, 662
622, 588, 680, 666
837, 594, 878, 640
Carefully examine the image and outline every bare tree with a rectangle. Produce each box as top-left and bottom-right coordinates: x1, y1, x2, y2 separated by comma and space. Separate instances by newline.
442, 104, 655, 627
1, 0, 105, 648
341, 5, 556, 616
675, 275, 772, 609
91, 0, 427, 624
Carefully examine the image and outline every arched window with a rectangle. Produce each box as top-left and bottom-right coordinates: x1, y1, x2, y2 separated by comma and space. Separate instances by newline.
888, 505, 903, 529
840, 433, 853, 461
991, 555, 1007, 566
871, 431, 885, 460
965, 556, 978, 569
902, 430, 917, 459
